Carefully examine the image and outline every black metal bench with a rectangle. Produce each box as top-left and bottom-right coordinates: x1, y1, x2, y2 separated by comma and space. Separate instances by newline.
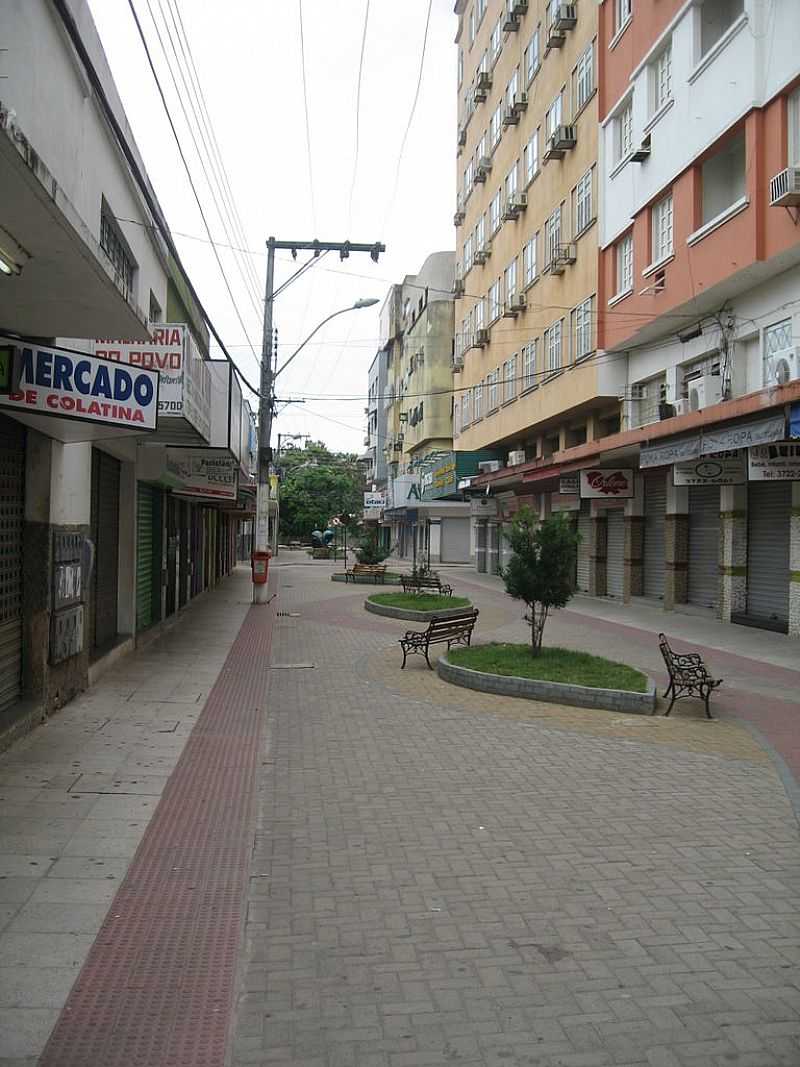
345, 563, 387, 584
657, 633, 723, 719
400, 574, 453, 597
399, 609, 479, 670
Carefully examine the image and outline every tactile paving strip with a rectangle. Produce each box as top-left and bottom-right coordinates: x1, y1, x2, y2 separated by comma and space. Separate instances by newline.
39, 584, 275, 1067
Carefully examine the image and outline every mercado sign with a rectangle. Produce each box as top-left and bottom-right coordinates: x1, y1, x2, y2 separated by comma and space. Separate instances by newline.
0, 339, 158, 431
580, 468, 635, 499
166, 448, 239, 500
748, 441, 800, 481
673, 451, 746, 486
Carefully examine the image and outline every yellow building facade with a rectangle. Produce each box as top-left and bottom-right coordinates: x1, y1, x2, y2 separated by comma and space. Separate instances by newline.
453, 0, 624, 463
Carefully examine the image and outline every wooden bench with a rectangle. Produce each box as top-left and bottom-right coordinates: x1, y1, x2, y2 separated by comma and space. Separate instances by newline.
345, 563, 387, 584
400, 574, 453, 597
657, 633, 722, 720
399, 608, 479, 670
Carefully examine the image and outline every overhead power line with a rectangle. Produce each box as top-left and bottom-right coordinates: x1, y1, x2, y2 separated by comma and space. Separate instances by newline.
298, 1, 317, 232
348, 0, 371, 231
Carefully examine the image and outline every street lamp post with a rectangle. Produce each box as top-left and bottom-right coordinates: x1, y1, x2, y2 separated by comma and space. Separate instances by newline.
252, 284, 379, 603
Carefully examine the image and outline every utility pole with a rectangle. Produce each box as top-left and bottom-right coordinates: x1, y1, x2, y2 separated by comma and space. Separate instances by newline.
253, 237, 385, 603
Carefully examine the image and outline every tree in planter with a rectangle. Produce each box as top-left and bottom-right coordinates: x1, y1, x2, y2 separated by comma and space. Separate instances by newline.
355, 528, 390, 565
502, 509, 580, 657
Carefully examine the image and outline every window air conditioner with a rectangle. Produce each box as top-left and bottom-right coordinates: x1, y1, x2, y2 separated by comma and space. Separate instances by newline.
688, 375, 722, 411
764, 347, 800, 386
509, 291, 526, 311
453, 354, 464, 370
553, 4, 577, 30
474, 327, 490, 347
478, 460, 503, 473
502, 105, 520, 127
769, 167, 800, 207
507, 449, 526, 466
476, 71, 492, 91
473, 243, 491, 264
673, 398, 690, 416
453, 277, 465, 296
513, 92, 529, 113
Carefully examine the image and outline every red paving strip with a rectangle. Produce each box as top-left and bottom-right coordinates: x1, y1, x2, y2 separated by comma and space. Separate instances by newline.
39, 581, 276, 1067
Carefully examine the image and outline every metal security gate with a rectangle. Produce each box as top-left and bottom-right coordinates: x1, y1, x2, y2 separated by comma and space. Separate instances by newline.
166, 495, 178, 616
136, 484, 161, 632
441, 517, 470, 562
747, 482, 791, 630
688, 485, 720, 609
606, 508, 625, 597
0, 416, 25, 714
643, 473, 667, 600
90, 449, 121, 653
179, 501, 189, 608
576, 502, 591, 593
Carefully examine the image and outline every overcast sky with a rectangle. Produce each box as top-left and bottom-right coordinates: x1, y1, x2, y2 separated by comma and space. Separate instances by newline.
87, 0, 456, 456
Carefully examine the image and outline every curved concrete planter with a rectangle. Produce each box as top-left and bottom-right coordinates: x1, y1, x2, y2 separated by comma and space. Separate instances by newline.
437, 655, 656, 714
331, 573, 402, 585
364, 599, 473, 623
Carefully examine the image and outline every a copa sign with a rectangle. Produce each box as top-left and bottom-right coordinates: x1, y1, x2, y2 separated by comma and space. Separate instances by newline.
0, 341, 159, 430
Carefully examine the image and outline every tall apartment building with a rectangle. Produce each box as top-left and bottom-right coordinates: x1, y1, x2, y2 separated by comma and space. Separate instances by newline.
453, 0, 625, 468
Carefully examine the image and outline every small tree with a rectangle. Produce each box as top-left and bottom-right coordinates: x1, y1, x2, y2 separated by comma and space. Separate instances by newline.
502, 509, 579, 657
355, 528, 389, 565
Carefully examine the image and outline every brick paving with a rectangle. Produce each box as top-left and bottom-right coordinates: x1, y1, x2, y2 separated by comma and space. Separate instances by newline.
232, 559, 800, 1067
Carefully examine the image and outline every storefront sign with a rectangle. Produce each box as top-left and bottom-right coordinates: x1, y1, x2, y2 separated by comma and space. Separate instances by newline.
0, 340, 159, 430
640, 434, 702, 469
748, 442, 800, 481
470, 495, 498, 518
363, 507, 383, 521
166, 449, 239, 500
640, 414, 786, 468
559, 473, 579, 495
580, 468, 635, 499
364, 492, 385, 509
790, 403, 800, 440
551, 494, 580, 512
673, 451, 746, 486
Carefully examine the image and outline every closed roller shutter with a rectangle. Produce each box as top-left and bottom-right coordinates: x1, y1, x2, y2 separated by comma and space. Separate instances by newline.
747, 482, 790, 630
644, 473, 666, 600
688, 485, 720, 609
441, 517, 471, 562
487, 523, 500, 575
576, 502, 591, 593
179, 501, 189, 608
606, 508, 625, 597
90, 449, 120, 653
0, 416, 25, 714
136, 484, 161, 632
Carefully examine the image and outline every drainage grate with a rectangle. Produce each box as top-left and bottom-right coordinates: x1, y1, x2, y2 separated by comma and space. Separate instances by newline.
267, 663, 315, 670
276, 611, 301, 618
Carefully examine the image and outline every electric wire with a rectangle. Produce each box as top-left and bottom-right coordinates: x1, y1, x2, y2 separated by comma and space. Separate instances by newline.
126, 0, 262, 392
298, 0, 318, 232
348, 0, 371, 231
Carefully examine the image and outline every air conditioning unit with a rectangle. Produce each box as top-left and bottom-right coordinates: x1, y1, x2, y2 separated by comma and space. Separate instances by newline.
673, 398, 690, 416
545, 23, 566, 50
474, 327, 490, 347
555, 242, 576, 266
454, 207, 465, 226
474, 84, 488, 104
764, 347, 800, 386
453, 277, 465, 296
553, 4, 578, 29
508, 449, 526, 466
688, 375, 723, 411
512, 0, 529, 14
453, 354, 464, 370
478, 460, 503, 473
457, 127, 467, 147
631, 136, 651, 163
477, 154, 493, 172
476, 71, 492, 91
502, 105, 520, 127
474, 163, 488, 184
509, 291, 526, 312
770, 167, 800, 207
503, 297, 519, 318
502, 11, 520, 32
473, 243, 491, 264
513, 92, 529, 113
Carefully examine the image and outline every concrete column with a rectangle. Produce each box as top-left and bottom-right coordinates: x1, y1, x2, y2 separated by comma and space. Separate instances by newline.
664, 481, 689, 611
719, 484, 747, 622
487, 520, 499, 575
624, 475, 645, 602
790, 482, 800, 637
428, 518, 441, 564
589, 502, 607, 597
475, 519, 487, 572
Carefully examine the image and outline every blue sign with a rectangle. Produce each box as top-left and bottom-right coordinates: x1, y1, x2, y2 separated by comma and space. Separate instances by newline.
790, 403, 800, 440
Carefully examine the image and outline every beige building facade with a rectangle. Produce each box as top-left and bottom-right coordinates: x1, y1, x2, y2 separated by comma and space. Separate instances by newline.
453, 0, 625, 464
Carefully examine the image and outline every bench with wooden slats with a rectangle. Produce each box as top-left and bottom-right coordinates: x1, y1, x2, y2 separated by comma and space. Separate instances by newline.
344, 563, 387, 584
399, 608, 479, 670
399, 574, 453, 597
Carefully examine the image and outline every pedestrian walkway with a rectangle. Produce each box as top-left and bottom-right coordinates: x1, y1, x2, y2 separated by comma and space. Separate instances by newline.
1, 555, 798, 1066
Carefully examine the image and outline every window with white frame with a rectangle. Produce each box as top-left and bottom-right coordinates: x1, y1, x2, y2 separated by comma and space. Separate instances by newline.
506, 68, 519, 110
489, 189, 502, 233
461, 391, 470, 429
701, 130, 745, 226
572, 168, 593, 236
477, 0, 487, 25
545, 321, 563, 373
616, 0, 632, 33
651, 42, 672, 114
762, 318, 792, 384
474, 297, 485, 330
463, 234, 474, 274
489, 278, 502, 321
464, 158, 474, 193
545, 320, 563, 373
505, 163, 518, 201
474, 379, 483, 420
700, 0, 744, 59
475, 214, 485, 250
504, 257, 518, 300
573, 44, 594, 113
522, 340, 537, 389
490, 17, 502, 62
545, 206, 562, 263
546, 92, 563, 139
571, 297, 594, 360
458, 48, 464, 87
476, 131, 487, 160
790, 87, 800, 167
454, 400, 461, 436
505, 354, 517, 401
469, 7, 476, 45
616, 232, 633, 294
490, 103, 503, 148
524, 130, 539, 184
523, 235, 537, 286
488, 369, 499, 410
652, 192, 673, 262
525, 29, 540, 84
614, 99, 633, 163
